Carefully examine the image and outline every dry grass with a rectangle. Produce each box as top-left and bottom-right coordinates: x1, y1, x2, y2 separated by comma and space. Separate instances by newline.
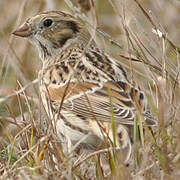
0, 0, 180, 179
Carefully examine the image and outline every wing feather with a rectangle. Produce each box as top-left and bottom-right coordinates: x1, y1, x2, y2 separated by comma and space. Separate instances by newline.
49, 80, 137, 125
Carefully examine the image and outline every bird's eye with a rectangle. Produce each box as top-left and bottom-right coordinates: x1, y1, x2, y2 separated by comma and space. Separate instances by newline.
43, 19, 53, 27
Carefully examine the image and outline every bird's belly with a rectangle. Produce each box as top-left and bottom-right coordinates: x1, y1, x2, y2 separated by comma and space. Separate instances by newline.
56, 110, 90, 142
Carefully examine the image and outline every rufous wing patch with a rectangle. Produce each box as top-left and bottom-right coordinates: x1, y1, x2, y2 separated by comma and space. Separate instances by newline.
47, 81, 99, 102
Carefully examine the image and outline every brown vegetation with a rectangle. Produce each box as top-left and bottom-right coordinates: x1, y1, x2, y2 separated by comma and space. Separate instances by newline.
0, 0, 180, 179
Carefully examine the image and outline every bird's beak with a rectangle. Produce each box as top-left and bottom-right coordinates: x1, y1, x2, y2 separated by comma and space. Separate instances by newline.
12, 23, 31, 37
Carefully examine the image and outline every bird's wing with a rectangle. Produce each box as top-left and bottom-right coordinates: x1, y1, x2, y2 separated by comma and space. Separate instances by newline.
44, 48, 156, 126
47, 79, 155, 126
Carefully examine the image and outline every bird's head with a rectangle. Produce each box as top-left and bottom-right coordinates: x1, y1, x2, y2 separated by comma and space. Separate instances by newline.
13, 11, 88, 61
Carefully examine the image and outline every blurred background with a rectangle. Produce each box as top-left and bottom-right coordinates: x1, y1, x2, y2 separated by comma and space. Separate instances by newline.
0, 0, 180, 179
0, 0, 180, 143
0, 0, 179, 121
0, 0, 180, 146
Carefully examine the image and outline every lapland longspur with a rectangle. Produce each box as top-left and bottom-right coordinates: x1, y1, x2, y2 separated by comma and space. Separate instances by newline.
13, 11, 156, 161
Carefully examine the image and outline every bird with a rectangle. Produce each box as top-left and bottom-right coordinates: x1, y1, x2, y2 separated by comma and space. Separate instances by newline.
12, 11, 156, 162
